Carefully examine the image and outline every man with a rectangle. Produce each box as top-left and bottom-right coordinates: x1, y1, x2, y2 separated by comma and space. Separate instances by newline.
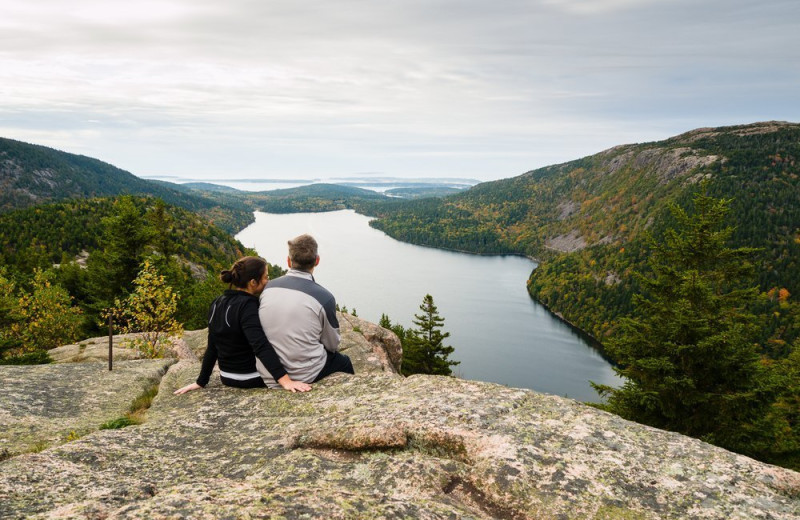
257, 234, 354, 387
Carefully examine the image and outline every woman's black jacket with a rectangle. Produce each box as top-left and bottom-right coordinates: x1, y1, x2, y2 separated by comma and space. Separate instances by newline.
196, 290, 287, 387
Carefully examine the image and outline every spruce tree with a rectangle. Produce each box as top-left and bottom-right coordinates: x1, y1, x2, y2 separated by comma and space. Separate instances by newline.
594, 189, 777, 455
402, 294, 459, 376
86, 196, 155, 318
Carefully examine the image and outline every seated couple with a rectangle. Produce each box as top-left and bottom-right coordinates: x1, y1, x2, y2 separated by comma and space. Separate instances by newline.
174, 234, 354, 395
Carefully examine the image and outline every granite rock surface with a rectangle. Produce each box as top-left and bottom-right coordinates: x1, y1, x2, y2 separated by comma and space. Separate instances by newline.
1, 315, 798, 519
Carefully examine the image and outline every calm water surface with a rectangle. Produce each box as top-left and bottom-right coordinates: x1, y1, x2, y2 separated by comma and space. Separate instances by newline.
237, 210, 619, 401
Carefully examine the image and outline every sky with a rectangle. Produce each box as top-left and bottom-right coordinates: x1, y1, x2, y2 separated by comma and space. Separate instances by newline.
1, 0, 798, 183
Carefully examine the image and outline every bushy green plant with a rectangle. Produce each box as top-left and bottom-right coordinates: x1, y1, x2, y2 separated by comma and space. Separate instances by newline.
0, 350, 52, 365
0, 268, 82, 361
106, 260, 183, 358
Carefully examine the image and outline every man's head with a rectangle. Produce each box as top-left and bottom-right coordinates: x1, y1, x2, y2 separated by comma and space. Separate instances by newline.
287, 234, 320, 272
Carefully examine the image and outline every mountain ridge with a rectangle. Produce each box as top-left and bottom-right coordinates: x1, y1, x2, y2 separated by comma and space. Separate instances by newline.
364, 121, 800, 342
0, 137, 252, 233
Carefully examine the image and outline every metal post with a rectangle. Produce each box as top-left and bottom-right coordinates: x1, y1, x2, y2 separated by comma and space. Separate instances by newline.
108, 314, 113, 371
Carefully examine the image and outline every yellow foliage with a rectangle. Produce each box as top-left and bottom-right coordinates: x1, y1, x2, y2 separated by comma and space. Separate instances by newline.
107, 260, 183, 358
5, 269, 83, 354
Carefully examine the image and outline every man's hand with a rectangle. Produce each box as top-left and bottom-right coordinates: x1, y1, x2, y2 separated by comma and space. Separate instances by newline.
174, 382, 203, 395
277, 375, 312, 393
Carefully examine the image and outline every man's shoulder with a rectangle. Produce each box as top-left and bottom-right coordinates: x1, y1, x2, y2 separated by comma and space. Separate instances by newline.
265, 274, 335, 306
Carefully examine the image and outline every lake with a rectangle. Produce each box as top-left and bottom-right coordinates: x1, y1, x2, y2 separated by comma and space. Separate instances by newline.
236, 209, 619, 401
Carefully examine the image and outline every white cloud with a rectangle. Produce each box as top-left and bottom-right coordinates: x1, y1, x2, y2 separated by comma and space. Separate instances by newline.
0, 0, 798, 180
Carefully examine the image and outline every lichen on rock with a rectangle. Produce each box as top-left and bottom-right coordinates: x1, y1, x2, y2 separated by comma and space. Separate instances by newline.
0, 359, 173, 458
1, 319, 798, 519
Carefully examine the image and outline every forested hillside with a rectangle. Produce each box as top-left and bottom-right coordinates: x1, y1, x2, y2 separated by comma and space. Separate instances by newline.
0, 196, 245, 273
0, 138, 252, 233
360, 122, 800, 468
364, 122, 800, 343
0, 196, 279, 345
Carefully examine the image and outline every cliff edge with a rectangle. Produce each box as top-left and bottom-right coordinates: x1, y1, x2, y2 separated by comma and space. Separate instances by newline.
1, 313, 798, 519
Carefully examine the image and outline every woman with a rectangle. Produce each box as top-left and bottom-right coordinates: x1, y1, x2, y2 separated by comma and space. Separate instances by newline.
174, 256, 311, 394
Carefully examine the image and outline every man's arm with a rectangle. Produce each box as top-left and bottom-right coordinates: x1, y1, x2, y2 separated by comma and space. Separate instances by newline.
320, 296, 341, 352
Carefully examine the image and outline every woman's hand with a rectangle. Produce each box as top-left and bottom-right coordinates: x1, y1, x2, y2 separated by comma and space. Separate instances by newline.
277, 375, 312, 393
174, 382, 203, 395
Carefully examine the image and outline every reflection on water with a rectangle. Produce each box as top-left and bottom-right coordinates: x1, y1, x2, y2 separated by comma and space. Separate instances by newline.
237, 210, 620, 402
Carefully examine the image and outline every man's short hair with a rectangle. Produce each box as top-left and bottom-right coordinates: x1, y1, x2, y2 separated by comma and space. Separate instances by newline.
288, 234, 318, 271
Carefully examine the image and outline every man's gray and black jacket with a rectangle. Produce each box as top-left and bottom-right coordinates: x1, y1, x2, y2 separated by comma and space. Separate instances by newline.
196, 290, 287, 387
257, 269, 341, 387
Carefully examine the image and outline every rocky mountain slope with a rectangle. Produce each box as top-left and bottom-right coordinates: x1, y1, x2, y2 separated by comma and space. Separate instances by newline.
363, 122, 800, 343
1, 315, 798, 519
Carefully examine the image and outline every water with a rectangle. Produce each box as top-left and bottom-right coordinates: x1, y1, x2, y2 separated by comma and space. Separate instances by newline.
236, 210, 620, 401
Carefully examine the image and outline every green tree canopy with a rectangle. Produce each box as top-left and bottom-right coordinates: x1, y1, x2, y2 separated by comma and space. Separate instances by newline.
594, 189, 778, 457
402, 294, 459, 376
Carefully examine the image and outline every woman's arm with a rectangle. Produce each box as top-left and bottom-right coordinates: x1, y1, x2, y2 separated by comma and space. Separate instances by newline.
241, 300, 311, 392
174, 382, 202, 395
195, 330, 219, 388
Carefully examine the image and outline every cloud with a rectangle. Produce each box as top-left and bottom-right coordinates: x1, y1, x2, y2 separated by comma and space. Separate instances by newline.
0, 0, 798, 180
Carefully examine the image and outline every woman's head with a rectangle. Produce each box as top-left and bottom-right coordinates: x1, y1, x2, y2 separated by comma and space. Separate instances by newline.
220, 256, 268, 292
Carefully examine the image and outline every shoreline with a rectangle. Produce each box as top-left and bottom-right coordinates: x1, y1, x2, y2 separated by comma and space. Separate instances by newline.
238, 208, 610, 364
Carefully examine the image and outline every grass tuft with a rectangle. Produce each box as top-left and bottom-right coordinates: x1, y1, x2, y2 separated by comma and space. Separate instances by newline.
98, 378, 161, 431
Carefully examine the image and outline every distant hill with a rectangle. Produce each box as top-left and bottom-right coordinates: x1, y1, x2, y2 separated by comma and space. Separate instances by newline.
220, 183, 390, 213
384, 186, 465, 199
181, 182, 244, 194
366, 121, 800, 343
0, 138, 252, 233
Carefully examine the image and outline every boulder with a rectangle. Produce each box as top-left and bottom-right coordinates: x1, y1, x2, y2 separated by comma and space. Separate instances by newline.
1, 319, 798, 519
0, 359, 173, 458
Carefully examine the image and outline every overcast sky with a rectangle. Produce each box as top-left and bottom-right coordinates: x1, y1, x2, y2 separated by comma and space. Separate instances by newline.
1, 0, 798, 182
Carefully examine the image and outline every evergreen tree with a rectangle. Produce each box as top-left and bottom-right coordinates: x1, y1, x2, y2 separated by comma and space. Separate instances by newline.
594, 189, 778, 455
379, 312, 408, 347
379, 313, 392, 330
86, 196, 155, 318
768, 345, 800, 469
147, 198, 176, 258
402, 294, 459, 376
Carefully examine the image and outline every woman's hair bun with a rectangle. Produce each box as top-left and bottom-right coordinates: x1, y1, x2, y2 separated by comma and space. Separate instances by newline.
220, 257, 265, 288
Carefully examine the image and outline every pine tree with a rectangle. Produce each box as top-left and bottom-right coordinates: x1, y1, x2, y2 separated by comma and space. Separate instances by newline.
147, 198, 176, 258
594, 189, 778, 455
86, 196, 155, 314
379, 313, 392, 330
402, 294, 459, 376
